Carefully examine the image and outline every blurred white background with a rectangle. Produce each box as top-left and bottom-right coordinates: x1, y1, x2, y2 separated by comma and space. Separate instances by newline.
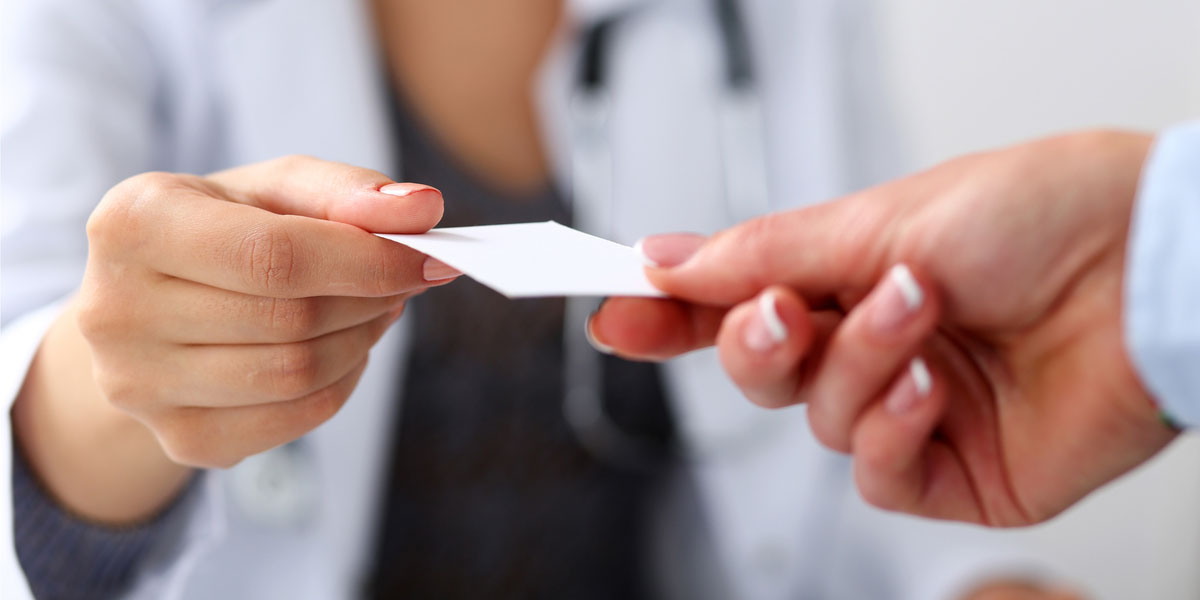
878, 1, 1200, 167
875, 2, 1200, 599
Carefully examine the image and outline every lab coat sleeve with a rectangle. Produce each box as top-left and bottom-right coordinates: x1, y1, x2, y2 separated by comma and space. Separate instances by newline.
1125, 120, 1200, 428
2, 1, 227, 597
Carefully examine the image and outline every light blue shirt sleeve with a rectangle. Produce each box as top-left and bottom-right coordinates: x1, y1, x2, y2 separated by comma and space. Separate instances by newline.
1125, 120, 1200, 428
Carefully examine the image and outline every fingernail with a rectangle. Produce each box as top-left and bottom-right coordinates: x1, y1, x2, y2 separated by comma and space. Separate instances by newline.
585, 313, 614, 354
380, 182, 438, 197
743, 290, 788, 352
870, 264, 924, 334
887, 358, 932, 415
634, 233, 707, 268
422, 257, 461, 281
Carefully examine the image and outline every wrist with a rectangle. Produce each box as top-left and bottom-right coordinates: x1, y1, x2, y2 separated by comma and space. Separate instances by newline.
12, 301, 192, 525
1112, 345, 1181, 461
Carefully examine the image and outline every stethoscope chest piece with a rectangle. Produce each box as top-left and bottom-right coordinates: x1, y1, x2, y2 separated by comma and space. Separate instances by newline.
230, 443, 317, 528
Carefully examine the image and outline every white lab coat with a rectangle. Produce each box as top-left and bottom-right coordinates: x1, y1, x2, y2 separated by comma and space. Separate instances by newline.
0, 0, 1045, 598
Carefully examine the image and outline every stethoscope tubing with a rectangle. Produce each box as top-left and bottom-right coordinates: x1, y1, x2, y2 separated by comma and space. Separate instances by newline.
563, 0, 781, 470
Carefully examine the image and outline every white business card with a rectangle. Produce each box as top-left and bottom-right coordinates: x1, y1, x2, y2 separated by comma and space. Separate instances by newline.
378, 221, 666, 298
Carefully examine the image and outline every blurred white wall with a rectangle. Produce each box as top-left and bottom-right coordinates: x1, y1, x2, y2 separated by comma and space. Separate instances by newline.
878, 1, 1200, 166
875, 3, 1200, 599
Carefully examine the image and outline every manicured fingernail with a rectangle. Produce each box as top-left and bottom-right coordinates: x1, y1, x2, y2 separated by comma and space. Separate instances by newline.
585, 314, 614, 354
422, 257, 461, 281
870, 264, 924, 334
380, 183, 438, 197
634, 233, 707, 268
887, 358, 932, 415
910, 357, 932, 396
743, 290, 788, 352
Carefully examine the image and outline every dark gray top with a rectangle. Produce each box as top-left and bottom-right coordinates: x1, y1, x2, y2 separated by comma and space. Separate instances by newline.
364, 92, 676, 598
12, 437, 195, 599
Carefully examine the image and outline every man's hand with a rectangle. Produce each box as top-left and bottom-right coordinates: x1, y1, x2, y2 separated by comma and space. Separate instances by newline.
590, 131, 1179, 526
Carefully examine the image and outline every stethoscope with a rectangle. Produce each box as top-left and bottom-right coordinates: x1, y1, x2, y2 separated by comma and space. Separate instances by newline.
563, 0, 783, 470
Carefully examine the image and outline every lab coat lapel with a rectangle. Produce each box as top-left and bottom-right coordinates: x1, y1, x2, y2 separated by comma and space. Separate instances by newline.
209, 1, 407, 591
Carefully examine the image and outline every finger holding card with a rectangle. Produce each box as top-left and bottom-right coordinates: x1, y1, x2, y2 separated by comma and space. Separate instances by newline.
586, 297, 726, 361
380, 221, 725, 361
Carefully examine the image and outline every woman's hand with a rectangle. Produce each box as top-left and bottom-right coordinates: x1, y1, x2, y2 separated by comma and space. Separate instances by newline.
590, 131, 1179, 526
13, 156, 452, 523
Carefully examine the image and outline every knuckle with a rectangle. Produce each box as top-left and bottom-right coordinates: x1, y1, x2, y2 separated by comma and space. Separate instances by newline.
261, 297, 323, 341
369, 253, 400, 296
163, 440, 239, 469
853, 464, 902, 512
237, 225, 299, 293
154, 415, 241, 469
95, 370, 144, 412
152, 418, 203, 467
745, 391, 791, 410
745, 215, 793, 272
88, 172, 174, 250
265, 342, 322, 399
202, 451, 243, 469
335, 165, 388, 191
806, 402, 851, 454
158, 436, 202, 467
718, 216, 779, 290
357, 242, 409, 297
75, 290, 124, 343
298, 385, 351, 426
388, 301, 407, 320
733, 215, 777, 258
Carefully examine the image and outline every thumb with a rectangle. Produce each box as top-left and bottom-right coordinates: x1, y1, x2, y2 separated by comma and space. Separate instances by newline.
206, 155, 444, 234
639, 195, 896, 307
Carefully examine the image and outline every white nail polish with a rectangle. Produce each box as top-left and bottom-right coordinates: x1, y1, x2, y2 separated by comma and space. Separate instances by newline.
909, 358, 932, 397
632, 238, 660, 268
381, 183, 438, 197
379, 183, 412, 197
890, 264, 924, 311
759, 291, 787, 343
584, 317, 614, 355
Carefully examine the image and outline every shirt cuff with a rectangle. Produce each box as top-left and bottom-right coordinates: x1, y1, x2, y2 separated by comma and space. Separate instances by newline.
11, 436, 198, 600
1125, 120, 1200, 428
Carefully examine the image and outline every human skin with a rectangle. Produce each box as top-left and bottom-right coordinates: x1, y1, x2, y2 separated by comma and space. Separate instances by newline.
590, 130, 1180, 526
12, 0, 564, 524
13, 158, 451, 522
9, 7, 1113, 594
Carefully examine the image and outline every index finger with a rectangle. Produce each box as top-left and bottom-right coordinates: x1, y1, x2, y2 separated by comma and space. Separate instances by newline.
99, 176, 433, 298
207, 155, 444, 234
588, 298, 727, 360
639, 193, 898, 308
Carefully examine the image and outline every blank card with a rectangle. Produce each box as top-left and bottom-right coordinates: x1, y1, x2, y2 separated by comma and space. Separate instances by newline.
377, 221, 666, 298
